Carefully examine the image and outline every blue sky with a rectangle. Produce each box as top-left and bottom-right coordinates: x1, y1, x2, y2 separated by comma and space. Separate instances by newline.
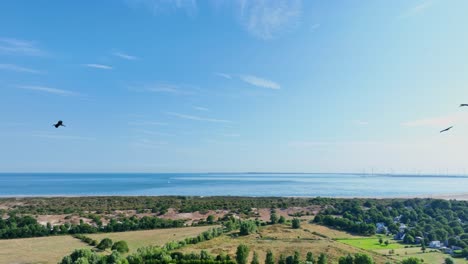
1, 0, 468, 173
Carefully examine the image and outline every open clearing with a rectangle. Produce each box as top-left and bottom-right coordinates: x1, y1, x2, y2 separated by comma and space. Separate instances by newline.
0, 226, 213, 264
87, 225, 214, 253
336, 236, 405, 250
179, 223, 393, 264
375, 247, 467, 264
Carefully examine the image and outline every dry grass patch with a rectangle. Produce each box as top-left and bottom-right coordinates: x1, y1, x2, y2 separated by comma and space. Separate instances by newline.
0, 235, 91, 264
179, 224, 392, 264
87, 225, 215, 253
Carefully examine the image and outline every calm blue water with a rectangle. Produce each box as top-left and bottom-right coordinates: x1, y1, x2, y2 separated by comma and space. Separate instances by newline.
0, 173, 467, 197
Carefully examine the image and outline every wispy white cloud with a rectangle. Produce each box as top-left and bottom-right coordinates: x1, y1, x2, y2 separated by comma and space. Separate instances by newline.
352, 120, 369, 126
17, 85, 78, 96
130, 82, 195, 95
125, 0, 197, 16
194, 106, 209, 111
84, 64, 113, 70
401, 112, 466, 127
239, 74, 281, 89
130, 138, 169, 149
237, 0, 302, 39
32, 132, 95, 141
0, 38, 45, 56
113, 51, 138, 60
128, 121, 168, 126
400, 1, 432, 18
215, 72, 232, 79
135, 129, 174, 136
311, 23, 320, 32
167, 112, 232, 123
0, 64, 41, 74
288, 140, 390, 149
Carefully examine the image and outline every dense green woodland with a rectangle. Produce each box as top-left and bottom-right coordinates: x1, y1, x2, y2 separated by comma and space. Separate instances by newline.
0, 215, 186, 239
314, 198, 468, 255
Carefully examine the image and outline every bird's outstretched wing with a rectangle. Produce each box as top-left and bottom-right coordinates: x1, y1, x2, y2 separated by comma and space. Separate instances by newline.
440, 126, 453, 133
460, 104, 468, 107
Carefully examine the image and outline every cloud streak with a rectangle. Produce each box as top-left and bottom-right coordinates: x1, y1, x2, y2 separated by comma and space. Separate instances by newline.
240, 75, 281, 89
125, 0, 197, 16
84, 64, 113, 70
237, 0, 302, 39
113, 51, 138, 60
32, 132, 95, 141
402, 112, 467, 127
17, 85, 78, 96
167, 112, 232, 123
400, 1, 432, 18
0, 64, 41, 74
215, 72, 232, 79
0, 38, 45, 56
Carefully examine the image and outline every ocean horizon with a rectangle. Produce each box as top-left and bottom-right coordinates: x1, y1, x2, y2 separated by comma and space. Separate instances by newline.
1, 173, 468, 198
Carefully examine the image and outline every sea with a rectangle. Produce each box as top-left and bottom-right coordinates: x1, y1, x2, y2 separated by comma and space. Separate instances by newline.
0, 173, 467, 197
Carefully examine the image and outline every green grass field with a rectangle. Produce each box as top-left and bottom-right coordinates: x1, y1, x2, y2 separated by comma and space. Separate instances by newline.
336, 236, 405, 250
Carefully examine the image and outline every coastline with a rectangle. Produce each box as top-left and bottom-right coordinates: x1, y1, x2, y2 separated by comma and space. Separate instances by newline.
1, 192, 468, 200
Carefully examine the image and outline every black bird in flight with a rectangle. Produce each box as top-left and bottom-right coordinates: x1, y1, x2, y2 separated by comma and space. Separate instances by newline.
460, 104, 468, 107
440, 126, 453, 133
53, 120, 65, 128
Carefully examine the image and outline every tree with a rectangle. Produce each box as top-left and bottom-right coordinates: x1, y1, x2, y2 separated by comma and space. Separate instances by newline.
236, 244, 250, 264
353, 253, 374, 264
293, 251, 300, 264
97, 238, 113, 250
207, 215, 216, 224
317, 253, 327, 264
251, 252, 260, 264
306, 252, 314, 264
379, 237, 383, 245
421, 243, 426, 253
270, 213, 278, 224
401, 257, 422, 264
111, 240, 129, 253
240, 221, 257, 236
338, 254, 353, 264
265, 250, 275, 264
278, 216, 286, 224
292, 218, 301, 229
285, 256, 294, 264
404, 234, 415, 244
384, 240, 389, 246
445, 258, 454, 264
278, 254, 286, 264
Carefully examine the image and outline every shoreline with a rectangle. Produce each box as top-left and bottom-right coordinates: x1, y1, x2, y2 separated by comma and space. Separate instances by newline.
1, 192, 468, 200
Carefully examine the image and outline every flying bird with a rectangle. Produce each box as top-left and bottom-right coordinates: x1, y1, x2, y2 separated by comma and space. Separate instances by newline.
460, 104, 468, 107
53, 120, 65, 128
440, 126, 453, 133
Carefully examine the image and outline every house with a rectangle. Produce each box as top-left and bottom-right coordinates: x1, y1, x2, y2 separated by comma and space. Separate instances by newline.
451, 246, 462, 250
399, 223, 407, 232
440, 247, 452, 254
415, 236, 424, 244
429, 241, 441, 248
393, 215, 402, 223
376, 222, 388, 234
394, 232, 406, 240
